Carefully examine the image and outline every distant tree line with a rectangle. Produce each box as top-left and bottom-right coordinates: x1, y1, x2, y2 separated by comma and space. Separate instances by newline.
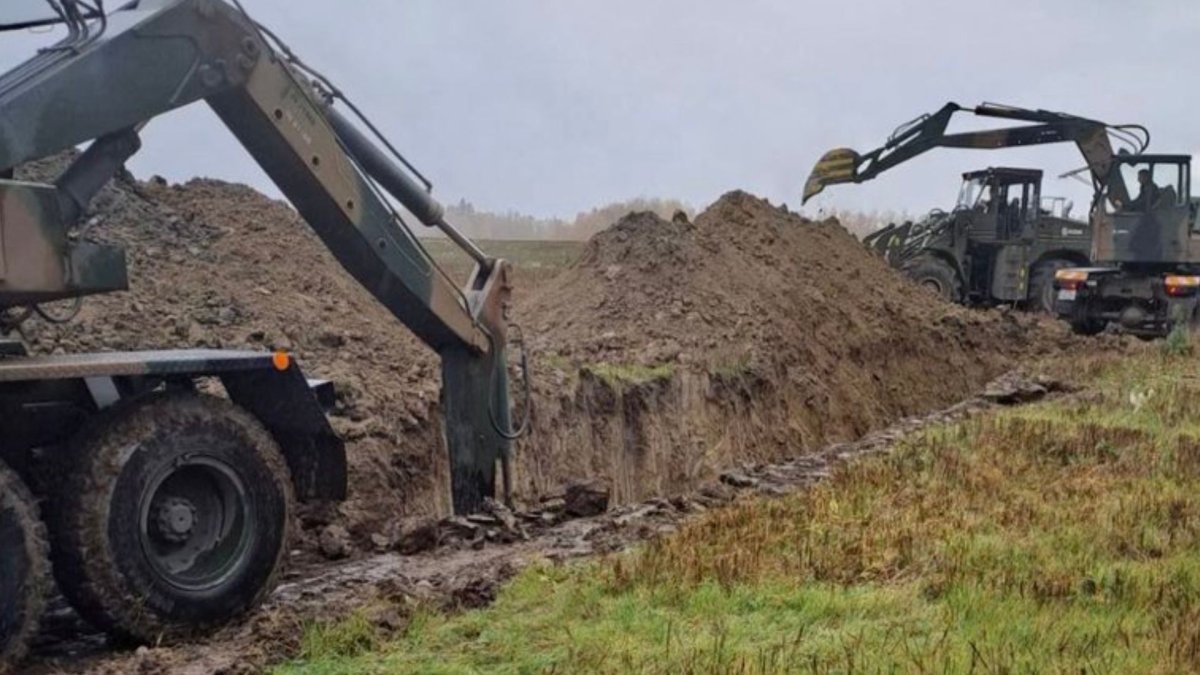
433, 197, 911, 243
816, 207, 916, 240
439, 197, 694, 241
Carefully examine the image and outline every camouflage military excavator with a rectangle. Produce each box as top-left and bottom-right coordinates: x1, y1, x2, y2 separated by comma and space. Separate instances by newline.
0, 1, 524, 669
803, 102, 1150, 311
861, 166, 1093, 310
806, 101, 1200, 338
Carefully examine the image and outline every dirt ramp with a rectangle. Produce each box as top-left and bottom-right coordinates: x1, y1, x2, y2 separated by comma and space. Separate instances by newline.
515, 191, 1067, 503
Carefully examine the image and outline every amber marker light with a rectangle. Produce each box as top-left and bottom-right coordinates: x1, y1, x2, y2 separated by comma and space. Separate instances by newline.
1165, 275, 1200, 297
1055, 268, 1089, 291
272, 350, 291, 371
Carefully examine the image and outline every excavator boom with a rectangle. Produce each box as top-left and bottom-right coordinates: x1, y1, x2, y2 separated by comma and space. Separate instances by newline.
802, 102, 1149, 205
0, 0, 515, 514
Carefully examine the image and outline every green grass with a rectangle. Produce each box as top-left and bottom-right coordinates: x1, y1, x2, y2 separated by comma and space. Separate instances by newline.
582, 362, 676, 388
419, 238, 583, 286
295, 609, 384, 664
280, 350, 1200, 674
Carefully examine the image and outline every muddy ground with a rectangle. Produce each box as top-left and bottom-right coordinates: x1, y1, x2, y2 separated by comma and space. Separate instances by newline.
25, 371, 1084, 674
8, 158, 1126, 672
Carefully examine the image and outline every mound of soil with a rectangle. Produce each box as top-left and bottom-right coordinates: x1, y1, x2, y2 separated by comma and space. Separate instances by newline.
515, 192, 1073, 501
15, 158, 449, 543
529, 189, 1061, 392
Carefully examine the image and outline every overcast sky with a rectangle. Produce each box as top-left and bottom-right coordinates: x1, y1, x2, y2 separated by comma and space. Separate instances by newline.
2, 1, 1198, 221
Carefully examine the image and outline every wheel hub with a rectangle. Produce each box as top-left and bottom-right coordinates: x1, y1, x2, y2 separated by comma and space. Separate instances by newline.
139, 458, 253, 591
153, 497, 197, 544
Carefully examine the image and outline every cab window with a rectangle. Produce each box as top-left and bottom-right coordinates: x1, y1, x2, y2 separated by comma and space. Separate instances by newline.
956, 177, 987, 210
1106, 162, 1187, 213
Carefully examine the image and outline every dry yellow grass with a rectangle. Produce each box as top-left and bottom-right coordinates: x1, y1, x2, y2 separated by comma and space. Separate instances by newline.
284, 348, 1200, 674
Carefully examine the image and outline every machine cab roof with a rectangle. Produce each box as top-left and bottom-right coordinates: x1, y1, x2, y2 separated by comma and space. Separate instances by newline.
961, 167, 1044, 184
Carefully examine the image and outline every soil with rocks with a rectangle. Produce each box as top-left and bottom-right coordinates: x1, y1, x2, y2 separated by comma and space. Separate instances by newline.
515, 193, 1086, 505
530, 192, 1062, 377
15, 157, 450, 550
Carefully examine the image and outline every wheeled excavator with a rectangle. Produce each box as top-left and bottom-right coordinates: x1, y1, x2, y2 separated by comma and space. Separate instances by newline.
861, 166, 1092, 310
803, 102, 1151, 312
806, 102, 1200, 337
0, 1, 525, 669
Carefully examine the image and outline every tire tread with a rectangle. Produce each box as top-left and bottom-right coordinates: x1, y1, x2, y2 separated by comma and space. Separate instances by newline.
46, 392, 293, 642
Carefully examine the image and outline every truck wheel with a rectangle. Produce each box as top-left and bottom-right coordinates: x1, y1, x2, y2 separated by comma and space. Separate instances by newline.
0, 462, 48, 673
1029, 258, 1073, 313
47, 393, 293, 642
903, 255, 962, 303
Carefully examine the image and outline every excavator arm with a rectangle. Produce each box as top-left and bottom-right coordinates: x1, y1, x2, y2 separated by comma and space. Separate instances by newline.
802, 102, 1149, 205
0, 0, 516, 514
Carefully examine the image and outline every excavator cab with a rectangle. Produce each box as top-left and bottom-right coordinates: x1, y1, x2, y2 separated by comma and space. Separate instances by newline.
1094, 155, 1195, 265
956, 168, 1041, 243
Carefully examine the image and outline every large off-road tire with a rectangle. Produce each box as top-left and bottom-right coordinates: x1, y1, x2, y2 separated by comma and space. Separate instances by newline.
1029, 258, 1075, 313
47, 393, 293, 643
0, 462, 48, 674
903, 255, 963, 303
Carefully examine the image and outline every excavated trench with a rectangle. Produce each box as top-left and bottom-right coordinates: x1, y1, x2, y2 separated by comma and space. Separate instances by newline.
510, 192, 1076, 512
26, 371, 1080, 674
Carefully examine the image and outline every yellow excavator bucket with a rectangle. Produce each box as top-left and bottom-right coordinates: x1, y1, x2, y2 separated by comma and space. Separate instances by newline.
802, 148, 861, 204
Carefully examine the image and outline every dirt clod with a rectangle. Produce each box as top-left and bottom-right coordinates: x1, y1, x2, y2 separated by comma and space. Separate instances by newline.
317, 525, 353, 561
719, 471, 759, 489
396, 519, 440, 556
563, 481, 611, 517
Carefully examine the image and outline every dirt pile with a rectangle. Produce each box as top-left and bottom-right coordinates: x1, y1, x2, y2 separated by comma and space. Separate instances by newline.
515, 192, 1073, 502
15, 158, 450, 543
528, 191, 1057, 370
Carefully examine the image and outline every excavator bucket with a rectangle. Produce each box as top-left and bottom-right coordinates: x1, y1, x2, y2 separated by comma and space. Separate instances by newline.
802, 148, 861, 204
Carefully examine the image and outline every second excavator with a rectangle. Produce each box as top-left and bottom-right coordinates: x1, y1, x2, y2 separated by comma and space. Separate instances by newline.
803, 102, 1150, 313
807, 101, 1200, 337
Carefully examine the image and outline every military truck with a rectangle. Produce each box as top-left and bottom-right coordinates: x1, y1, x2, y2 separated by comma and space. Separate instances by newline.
803, 102, 1160, 321
864, 166, 1091, 310
1053, 153, 1200, 337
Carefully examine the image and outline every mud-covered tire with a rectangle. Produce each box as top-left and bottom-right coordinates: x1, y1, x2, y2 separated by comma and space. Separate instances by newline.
1029, 258, 1075, 313
903, 255, 962, 303
0, 462, 48, 674
46, 393, 293, 643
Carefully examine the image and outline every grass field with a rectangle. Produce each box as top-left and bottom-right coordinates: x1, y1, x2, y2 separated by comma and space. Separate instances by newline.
419, 238, 584, 289
279, 345, 1200, 674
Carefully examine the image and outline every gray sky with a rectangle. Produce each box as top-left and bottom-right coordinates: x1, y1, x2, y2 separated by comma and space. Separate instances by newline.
3, 1, 1198, 220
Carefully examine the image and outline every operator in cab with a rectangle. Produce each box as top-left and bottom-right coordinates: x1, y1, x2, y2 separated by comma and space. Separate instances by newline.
1117, 169, 1160, 212
1118, 168, 1167, 260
